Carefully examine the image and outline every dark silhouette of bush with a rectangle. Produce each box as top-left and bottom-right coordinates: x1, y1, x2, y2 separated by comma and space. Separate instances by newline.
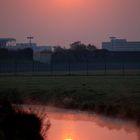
0, 102, 45, 140
105, 105, 119, 117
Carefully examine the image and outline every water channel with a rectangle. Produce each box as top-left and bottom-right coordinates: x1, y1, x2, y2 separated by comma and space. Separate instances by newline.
21, 105, 139, 140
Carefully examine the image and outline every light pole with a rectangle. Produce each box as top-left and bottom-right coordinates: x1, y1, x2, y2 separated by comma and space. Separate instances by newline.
27, 36, 34, 47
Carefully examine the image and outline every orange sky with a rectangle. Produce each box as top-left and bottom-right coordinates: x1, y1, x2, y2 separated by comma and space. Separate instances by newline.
0, 0, 140, 48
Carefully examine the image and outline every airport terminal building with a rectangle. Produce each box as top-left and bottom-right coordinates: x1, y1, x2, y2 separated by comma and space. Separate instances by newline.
102, 37, 140, 51
0, 38, 53, 64
0, 38, 16, 48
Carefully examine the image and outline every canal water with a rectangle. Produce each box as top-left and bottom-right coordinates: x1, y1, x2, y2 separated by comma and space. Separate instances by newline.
21, 105, 139, 140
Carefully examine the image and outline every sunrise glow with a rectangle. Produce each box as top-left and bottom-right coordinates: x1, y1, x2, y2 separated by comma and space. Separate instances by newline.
49, 0, 87, 9
0, 0, 140, 47
64, 138, 73, 140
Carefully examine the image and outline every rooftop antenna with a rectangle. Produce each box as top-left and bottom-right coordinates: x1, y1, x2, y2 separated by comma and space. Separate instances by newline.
27, 36, 34, 47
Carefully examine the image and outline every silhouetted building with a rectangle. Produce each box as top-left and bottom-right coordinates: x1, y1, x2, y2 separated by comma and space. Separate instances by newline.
33, 50, 52, 64
0, 38, 16, 48
16, 43, 37, 50
102, 37, 140, 51
34, 46, 53, 52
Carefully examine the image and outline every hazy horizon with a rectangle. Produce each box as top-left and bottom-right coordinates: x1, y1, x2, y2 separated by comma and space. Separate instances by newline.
0, 0, 140, 48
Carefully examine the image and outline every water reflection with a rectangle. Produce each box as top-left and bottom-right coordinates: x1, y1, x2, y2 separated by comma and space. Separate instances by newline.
21, 105, 139, 140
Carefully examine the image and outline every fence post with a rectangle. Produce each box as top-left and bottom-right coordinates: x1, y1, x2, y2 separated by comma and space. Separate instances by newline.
122, 56, 125, 76
104, 54, 107, 75
14, 59, 17, 76
86, 58, 89, 76
50, 61, 53, 76
32, 60, 34, 75
68, 60, 71, 75
104, 62, 107, 75
122, 63, 125, 76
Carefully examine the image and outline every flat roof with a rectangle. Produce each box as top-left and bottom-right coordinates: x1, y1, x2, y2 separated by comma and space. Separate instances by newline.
0, 38, 16, 42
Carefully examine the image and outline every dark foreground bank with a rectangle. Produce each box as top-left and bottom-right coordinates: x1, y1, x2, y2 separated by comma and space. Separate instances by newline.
0, 101, 50, 140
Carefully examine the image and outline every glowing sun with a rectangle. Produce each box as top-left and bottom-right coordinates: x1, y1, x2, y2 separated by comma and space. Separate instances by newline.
64, 139, 73, 140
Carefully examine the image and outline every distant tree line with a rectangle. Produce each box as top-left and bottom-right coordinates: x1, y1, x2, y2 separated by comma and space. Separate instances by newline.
70, 41, 97, 51
52, 41, 140, 64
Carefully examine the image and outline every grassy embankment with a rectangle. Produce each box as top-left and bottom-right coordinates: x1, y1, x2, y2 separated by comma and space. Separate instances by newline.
0, 76, 140, 121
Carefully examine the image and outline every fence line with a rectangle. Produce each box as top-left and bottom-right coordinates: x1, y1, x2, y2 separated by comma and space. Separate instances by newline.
0, 61, 140, 76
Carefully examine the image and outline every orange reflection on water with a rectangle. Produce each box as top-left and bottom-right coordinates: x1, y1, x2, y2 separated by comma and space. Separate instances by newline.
48, 119, 77, 140
46, 109, 138, 140
20, 105, 138, 140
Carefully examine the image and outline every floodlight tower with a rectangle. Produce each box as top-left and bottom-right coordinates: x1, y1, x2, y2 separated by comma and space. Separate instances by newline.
27, 36, 34, 47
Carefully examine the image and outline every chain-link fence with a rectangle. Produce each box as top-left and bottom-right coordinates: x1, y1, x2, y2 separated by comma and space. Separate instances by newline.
0, 60, 140, 76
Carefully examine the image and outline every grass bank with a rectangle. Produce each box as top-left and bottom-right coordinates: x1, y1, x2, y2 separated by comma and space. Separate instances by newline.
0, 75, 140, 122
